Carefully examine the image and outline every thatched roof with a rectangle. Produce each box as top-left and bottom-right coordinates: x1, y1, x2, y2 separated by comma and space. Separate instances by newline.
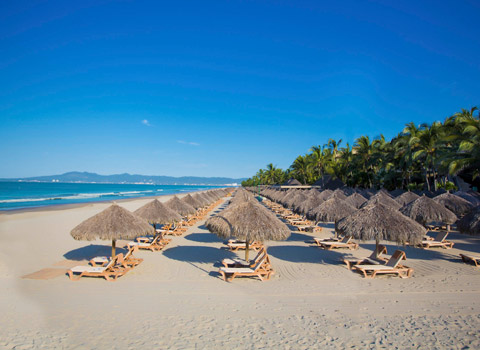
457, 206, 480, 235
71, 204, 153, 241
361, 191, 401, 210
134, 199, 182, 224
193, 193, 210, 206
165, 196, 196, 216
433, 192, 474, 216
205, 201, 290, 241
454, 191, 480, 206
283, 178, 302, 186
286, 192, 308, 209
344, 192, 367, 209
395, 191, 420, 207
329, 189, 347, 200
317, 189, 333, 201
229, 188, 255, 206
296, 195, 324, 214
323, 178, 345, 190
312, 175, 332, 187
336, 202, 426, 245
308, 196, 357, 222
182, 194, 202, 209
400, 195, 458, 225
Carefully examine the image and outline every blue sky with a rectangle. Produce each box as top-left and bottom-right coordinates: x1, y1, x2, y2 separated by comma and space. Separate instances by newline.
1, 0, 479, 179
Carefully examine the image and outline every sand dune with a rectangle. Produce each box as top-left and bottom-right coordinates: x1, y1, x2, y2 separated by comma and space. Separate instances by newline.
1, 195, 480, 349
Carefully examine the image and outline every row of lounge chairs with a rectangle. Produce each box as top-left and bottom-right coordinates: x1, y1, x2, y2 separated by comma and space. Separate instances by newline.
67, 196, 226, 281
263, 199, 322, 233
218, 247, 274, 282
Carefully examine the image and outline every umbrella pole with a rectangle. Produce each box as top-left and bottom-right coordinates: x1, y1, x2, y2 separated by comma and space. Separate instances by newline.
376, 234, 380, 252
245, 240, 250, 261
112, 239, 116, 258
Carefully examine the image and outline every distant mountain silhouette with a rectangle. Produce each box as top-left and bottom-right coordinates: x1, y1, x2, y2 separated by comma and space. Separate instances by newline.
0, 171, 245, 185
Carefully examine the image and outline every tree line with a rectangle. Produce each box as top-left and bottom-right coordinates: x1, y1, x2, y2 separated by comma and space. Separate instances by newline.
241, 107, 479, 191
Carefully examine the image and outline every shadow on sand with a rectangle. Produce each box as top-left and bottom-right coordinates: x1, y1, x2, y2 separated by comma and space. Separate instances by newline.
162, 245, 237, 264
185, 232, 224, 243
268, 245, 345, 265
285, 232, 316, 242
63, 244, 128, 261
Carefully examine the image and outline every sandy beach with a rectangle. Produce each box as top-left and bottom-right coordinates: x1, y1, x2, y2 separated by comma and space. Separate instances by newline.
1, 193, 480, 349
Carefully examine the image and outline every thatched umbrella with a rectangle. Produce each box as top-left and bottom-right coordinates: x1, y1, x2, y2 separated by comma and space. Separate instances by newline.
457, 206, 480, 235
395, 191, 420, 207
433, 192, 474, 217
296, 195, 324, 215
286, 192, 308, 210
337, 202, 426, 248
308, 196, 357, 223
317, 189, 333, 201
329, 189, 347, 201
165, 196, 196, 216
454, 191, 480, 206
206, 201, 290, 260
134, 199, 182, 230
361, 192, 401, 210
344, 193, 367, 209
71, 204, 153, 258
400, 195, 458, 228
193, 193, 210, 207
182, 194, 203, 209
389, 188, 406, 198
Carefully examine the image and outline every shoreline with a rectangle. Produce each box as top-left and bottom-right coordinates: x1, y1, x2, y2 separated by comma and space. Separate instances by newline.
0, 187, 225, 215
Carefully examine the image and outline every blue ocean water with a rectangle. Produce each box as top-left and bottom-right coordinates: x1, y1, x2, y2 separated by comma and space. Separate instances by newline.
0, 182, 222, 211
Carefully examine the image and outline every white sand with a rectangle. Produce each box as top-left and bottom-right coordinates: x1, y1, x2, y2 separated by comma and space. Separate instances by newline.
1, 194, 480, 349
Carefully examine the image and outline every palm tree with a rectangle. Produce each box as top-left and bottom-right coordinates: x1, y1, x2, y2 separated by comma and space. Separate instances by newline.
290, 155, 310, 185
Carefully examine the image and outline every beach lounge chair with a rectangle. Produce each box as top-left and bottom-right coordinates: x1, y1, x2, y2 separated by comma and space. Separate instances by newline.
218, 255, 273, 282
420, 231, 454, 249
227, 240, 264, 252
353, 250, 413, 278
89, 247, 144, 268
127, 235, 165, 252
314, 236, 359, 250
67, 254, 128, 281
343, 244, 388, 269
222, 247, 268, 268
460, 254, 480, 267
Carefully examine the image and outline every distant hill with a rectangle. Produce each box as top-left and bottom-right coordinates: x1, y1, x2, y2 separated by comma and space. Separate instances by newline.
0, 171, 245, 185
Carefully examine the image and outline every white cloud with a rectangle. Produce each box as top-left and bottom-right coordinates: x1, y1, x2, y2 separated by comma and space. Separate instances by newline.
142, 119, 151, 126
177, 140, 200, 146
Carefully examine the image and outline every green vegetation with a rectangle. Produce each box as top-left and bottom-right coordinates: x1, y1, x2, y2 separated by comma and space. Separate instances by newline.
242, 107, 479, 190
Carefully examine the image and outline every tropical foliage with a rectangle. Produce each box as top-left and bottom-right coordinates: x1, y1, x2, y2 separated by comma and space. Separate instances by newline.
241, 107, 479, 190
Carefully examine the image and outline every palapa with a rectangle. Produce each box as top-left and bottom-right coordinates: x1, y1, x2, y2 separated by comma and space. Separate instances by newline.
296, 195, 324, 215
344, 192, 367, 209
400, 195, 458, 226
457, 206, 480, 235
337, 202, 426, 247
395, 191, 420, 207
165, 196, 196, 216
182, 194, 203, 209
454, 191, 480, 206
206, 200, 290, 260
134, 199, 182, 227
433, 192, 474, 217
308, 196, 357, 223
71, 203, 152, 257
361, 192, 401, 210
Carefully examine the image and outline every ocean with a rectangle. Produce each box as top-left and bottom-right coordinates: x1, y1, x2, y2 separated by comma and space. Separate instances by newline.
0, 182, 225, 211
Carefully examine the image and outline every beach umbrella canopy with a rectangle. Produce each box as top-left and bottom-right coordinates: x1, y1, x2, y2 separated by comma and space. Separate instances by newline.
308, 196, 357, 223
193, 193, 210, 207
165, 196, 196, 216
329, 189, 347, 201
400, 195, 458, 226
454, 191, 480, 206
317, 189, 334, 201
337, 202, 426, 247
283, 178, 302, 186
433, 192, 474, 217
71, 203, 153, 257
206, 200, 290, 260
457, 206, 480, 235
344, 192, 367, 209
361, 191, 401, 210
286, 192, 308, 210
134, 199, 182, 227
182, 194, 203, 210
296, 195, 324, 215
395, 191, 420, 207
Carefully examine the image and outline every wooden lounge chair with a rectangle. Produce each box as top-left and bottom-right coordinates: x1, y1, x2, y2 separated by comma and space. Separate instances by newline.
315, 236, 359, 250
127, 235, 165, 252
420, 231, 454, 249
218, 255, 273, 282
353, 250, 413, 278
460, 253, 480, 267
89, 247, 144, 268
222, 247, 268, 268
227, 240, 264, 252
343, 244, 388, 269
67, 254, 128, 281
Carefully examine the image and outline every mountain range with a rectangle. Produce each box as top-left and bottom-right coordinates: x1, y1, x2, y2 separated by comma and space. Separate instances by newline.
0, 172, 245, 185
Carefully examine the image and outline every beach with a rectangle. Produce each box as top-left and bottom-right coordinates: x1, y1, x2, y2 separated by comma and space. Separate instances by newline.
1, 193, 480, 349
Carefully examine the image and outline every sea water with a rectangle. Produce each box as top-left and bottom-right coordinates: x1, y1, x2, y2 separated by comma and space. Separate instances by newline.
0, 182, 222, 211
